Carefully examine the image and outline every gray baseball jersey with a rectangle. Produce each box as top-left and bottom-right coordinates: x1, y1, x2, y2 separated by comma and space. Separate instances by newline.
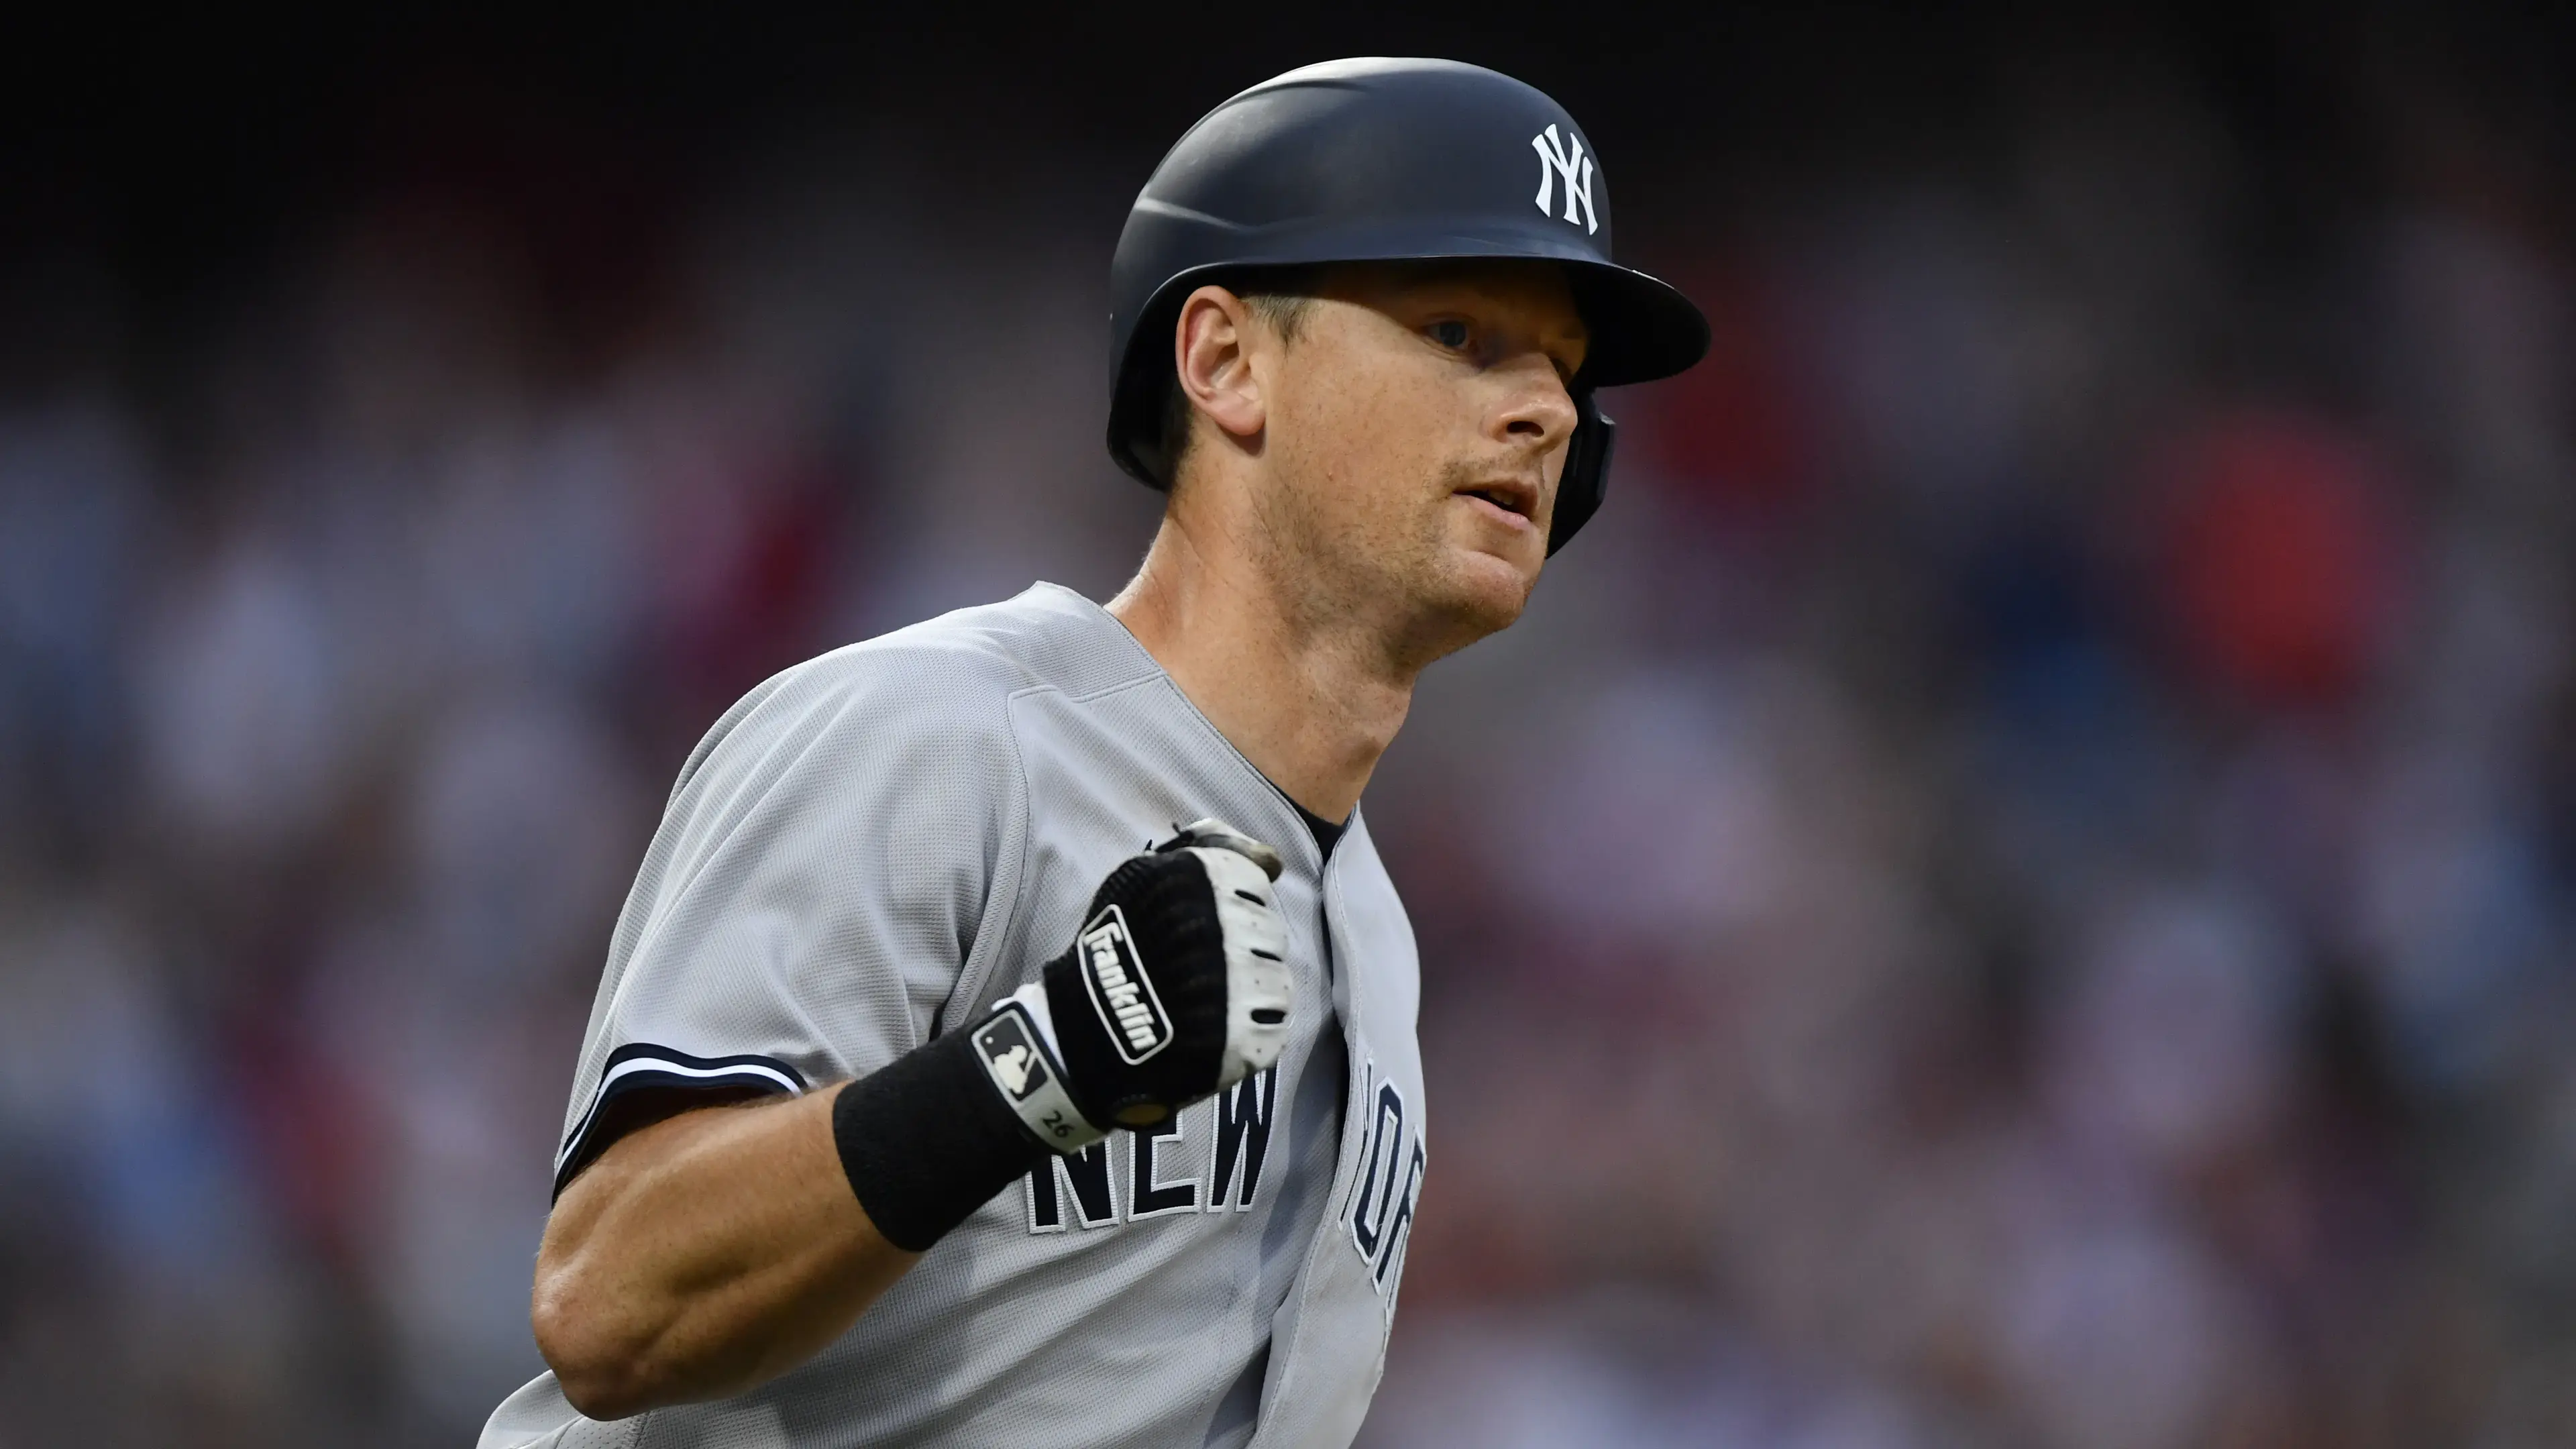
479, 583, 1430, 1449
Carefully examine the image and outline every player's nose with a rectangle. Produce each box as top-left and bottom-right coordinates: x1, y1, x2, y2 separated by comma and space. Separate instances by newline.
1493, 354, 1580, 455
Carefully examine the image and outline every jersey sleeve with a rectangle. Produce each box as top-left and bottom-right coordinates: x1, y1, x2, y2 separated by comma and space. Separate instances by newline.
549, 641, 1030, 1197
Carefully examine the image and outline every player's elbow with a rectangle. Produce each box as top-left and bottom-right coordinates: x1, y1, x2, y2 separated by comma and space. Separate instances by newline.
531, 1259, 667, 1420
552, 1360, 652, 1423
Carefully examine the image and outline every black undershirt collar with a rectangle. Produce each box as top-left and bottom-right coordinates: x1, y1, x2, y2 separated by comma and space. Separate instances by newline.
1291, 800, 1346, 861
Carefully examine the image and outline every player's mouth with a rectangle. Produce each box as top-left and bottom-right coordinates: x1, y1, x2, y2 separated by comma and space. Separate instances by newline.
1454, 478, 1538, 529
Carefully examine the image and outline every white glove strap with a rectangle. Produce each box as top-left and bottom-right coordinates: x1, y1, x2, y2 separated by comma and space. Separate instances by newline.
1189, 845, 1294, 1090
970, 983, 1108, 1152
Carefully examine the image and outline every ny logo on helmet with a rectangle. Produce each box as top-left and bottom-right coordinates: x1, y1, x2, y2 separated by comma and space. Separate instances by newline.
1529, 124, 1597, 235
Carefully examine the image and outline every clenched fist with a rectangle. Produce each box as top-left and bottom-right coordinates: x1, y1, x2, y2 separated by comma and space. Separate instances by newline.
973, 820, 1293, 1150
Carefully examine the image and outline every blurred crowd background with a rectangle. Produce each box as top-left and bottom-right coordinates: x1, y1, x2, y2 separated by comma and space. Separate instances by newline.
6, 7, 2575, 1446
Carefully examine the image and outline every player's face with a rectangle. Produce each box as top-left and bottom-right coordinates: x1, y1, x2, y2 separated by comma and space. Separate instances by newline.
1260, 261, 1589, 655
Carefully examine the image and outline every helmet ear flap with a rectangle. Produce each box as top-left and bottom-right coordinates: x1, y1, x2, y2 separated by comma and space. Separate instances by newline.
1546, 392, 1616, 556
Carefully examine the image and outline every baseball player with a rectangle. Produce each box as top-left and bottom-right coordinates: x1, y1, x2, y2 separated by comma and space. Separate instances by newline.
480, 57, 1705, 1449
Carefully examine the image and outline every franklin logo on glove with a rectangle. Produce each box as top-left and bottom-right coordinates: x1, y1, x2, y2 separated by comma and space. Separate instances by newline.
1080, 906, 1171, 1063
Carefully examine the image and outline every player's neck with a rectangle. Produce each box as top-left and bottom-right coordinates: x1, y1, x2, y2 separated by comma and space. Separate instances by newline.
1106, 513, 1413, 825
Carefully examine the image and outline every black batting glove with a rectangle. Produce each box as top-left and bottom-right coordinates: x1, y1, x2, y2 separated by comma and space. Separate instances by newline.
833, 819, 1293, 1250
972, 820, 1292, 1149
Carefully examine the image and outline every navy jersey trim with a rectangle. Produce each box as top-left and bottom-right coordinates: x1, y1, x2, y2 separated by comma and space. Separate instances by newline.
553, 1044, 807, 1198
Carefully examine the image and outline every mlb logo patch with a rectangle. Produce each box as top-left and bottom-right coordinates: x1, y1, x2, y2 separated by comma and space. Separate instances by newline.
975, 1012, 1052, 1102
975, 1000, 1095, 1148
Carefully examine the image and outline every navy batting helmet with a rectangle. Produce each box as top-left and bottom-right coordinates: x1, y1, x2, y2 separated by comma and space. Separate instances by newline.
1107, 57, 1709, 553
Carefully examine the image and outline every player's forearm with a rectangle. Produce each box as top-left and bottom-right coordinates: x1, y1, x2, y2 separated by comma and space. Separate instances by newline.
531, 1085, 917, 1419
528, 828, 1289, 1421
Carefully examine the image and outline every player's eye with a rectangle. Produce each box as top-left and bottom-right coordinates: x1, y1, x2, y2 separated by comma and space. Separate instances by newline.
1426, 319, 1472, 350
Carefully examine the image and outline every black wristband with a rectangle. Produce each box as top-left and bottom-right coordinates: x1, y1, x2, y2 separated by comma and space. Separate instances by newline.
831, 1030, 1049, 1252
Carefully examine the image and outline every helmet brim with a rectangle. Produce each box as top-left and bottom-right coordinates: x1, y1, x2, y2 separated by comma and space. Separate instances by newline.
1562, 260, 1711, 389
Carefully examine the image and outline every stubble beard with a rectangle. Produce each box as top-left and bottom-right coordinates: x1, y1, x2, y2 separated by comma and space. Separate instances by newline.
1258, 455, 1535, 674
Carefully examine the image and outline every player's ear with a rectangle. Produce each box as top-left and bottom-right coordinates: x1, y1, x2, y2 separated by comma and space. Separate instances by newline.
1173, 286, 1266, 445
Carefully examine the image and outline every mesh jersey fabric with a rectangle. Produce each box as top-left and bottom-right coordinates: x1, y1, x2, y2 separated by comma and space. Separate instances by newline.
479, 584, 1422, 1449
